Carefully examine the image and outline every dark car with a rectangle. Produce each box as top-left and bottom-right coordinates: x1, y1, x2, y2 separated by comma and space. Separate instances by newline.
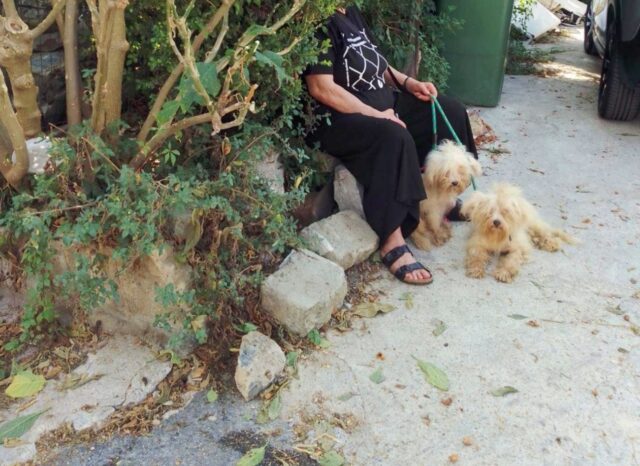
584, 0, 640, 120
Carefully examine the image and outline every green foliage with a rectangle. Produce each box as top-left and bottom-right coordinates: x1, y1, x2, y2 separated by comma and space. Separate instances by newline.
1, 0, 460, 353
506, 32, 554, 75
0, 123, 305, 350
357, 0, 462, 88
512, 0, 538, 32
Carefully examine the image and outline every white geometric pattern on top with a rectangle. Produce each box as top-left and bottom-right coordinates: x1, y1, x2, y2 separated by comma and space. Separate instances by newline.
342, 29, 388, 92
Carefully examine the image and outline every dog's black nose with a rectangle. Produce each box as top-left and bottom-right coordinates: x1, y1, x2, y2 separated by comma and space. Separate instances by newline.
451, 180, 459, 186
493, 219, 501, 227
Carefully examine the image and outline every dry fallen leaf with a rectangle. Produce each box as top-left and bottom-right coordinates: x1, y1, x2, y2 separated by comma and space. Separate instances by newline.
441, 397, 453, 407
5, 371, 46, 398
59, 373, 104, 391
3, 437, 28, 448
45, 366, 63, 380
352, 302, 396, 318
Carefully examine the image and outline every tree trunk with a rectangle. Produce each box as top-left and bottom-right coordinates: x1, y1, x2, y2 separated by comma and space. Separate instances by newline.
90, 0, 129, 134
62, 0, 82, 126
0, 119, 13, 157
0, 15, 41, 137
0, 70, 28, 188
0, 0, 68, 138
402, 30, 422, 79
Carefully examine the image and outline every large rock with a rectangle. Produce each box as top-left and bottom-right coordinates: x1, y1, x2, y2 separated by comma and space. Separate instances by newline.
301, 210, 379, 269
234, 331, 286, 401
255, 149, 285, 194
334, 164, 365, 218
261, 249, 347, 336
51, 244, 193, 352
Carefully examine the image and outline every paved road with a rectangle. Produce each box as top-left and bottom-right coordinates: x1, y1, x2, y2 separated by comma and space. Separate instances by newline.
50, 27, 640, 466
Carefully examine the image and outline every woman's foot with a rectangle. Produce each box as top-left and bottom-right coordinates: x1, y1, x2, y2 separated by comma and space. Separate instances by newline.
380, 228, 432, 285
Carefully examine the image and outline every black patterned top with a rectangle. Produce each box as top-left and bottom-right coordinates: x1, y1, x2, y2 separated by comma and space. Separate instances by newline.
305, 6, 395, 114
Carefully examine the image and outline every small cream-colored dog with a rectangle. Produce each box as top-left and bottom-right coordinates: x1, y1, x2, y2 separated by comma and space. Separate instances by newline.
411, 141, 482, 250
461, 183, 574, 283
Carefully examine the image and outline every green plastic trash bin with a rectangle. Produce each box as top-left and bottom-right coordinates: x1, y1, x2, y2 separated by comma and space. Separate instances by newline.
437, 0, 515, 107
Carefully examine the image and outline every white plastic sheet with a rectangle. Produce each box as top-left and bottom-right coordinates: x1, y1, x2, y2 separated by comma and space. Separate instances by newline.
513, 1, 562, 39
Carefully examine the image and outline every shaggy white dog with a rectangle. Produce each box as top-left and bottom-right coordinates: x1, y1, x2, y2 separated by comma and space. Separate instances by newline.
461, 183, 574, 283
411, 141, 482, 251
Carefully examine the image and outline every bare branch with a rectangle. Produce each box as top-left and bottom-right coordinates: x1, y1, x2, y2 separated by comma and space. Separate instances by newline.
135, 0, 305, 167
137, 0, 236, 143
133, 113, 211, 169
1, 0, 19, 19
204, 11, 229, 63
277, 36, 302, 56
85, 0, 100, 37
213, 0, 306, 72
31, 0, 67, 39
192, 0, 234, 53
53, 3, 65, 34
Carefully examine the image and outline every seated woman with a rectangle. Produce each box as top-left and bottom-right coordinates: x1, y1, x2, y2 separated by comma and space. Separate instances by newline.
304, 4, 477, 285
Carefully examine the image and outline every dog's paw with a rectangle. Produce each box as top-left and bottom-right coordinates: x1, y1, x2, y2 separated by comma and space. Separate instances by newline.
432, 235, 446, 247
411, 233, 433, 251
440, 226, 453, 241
494, 268, 516, 283
534, 236, 561, 252
466, 267, 485, 279
432, 230, 450, 246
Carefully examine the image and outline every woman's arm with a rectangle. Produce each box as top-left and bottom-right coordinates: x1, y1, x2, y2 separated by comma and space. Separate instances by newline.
385, 66, 438, 102
305, 74, 405, 128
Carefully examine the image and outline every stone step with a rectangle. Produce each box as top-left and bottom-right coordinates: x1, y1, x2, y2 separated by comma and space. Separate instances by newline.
261, 249, 347, 336
334, 163, 365, 219
301, 210, 379, 270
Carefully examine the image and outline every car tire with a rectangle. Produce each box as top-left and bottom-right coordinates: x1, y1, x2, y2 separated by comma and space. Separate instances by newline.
598, 19, 640, 121
584, 3, 598, 56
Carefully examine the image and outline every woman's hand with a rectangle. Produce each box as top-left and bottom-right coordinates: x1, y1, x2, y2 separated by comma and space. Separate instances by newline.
407, 79, 438, 102
379, 108, 406, 128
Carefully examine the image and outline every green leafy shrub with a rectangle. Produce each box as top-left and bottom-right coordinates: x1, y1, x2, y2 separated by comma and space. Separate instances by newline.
1, 0, 460, 354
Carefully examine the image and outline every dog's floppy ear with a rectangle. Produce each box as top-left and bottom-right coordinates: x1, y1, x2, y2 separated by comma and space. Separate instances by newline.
461, 191, 486, 219
467, 156, 482, 177
496, 183, 528, 221
424, 151, 441, 188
